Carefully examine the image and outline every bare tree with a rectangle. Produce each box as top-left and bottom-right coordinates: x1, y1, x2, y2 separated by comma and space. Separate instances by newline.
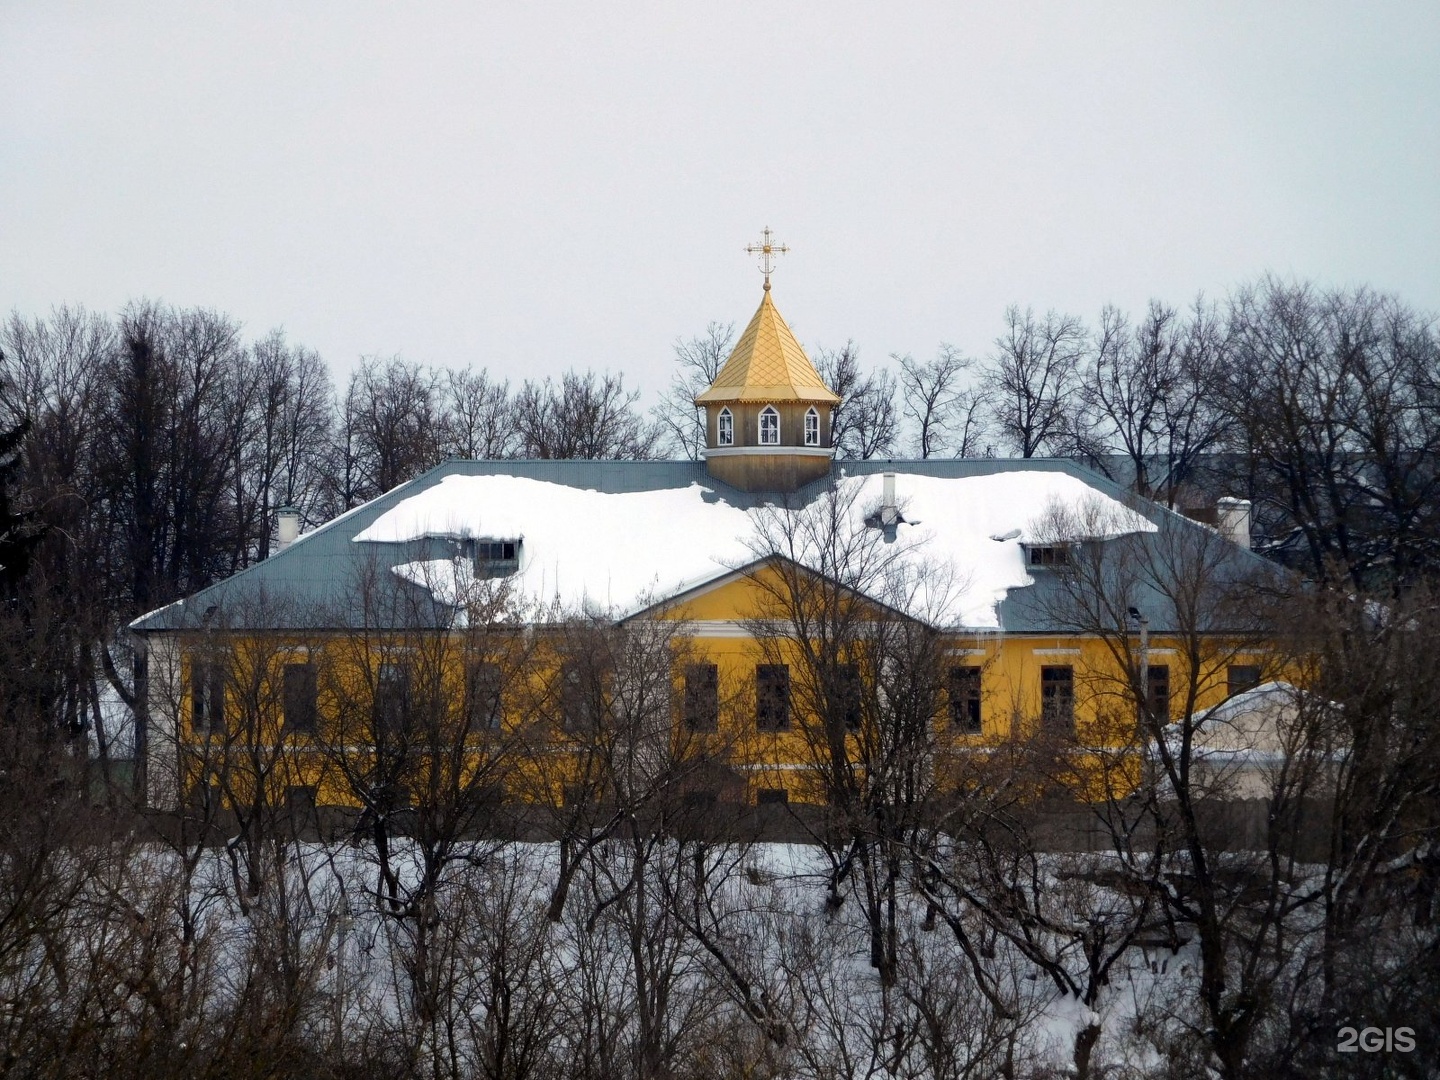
917, 805, 1157, 1080
96, 303, 252, 613
438, 366, 515, 460
1221, 277, 1440, 587
243, 330, 334, 557
981, 305, 1088, 458
447, 847, 564, 1079
817, 343, 898, 459
512, 370, 657, 460
1, 308, 120, 752
742, 480, 957, 988
898, 345, 988, 458
86, 301, 262, 741
520, 612, 726, 924
653, 321, 734, 460
334, 356, 445, 507
1082, 299, 1231, 506
1018, 495, 1332, 1078
1277, 585, 1440, 1071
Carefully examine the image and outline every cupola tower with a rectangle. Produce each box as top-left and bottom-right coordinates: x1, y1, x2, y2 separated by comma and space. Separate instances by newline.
694, 229, 840, 492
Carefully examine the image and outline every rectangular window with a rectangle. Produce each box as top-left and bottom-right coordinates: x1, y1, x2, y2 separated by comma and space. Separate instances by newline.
285, 785, 317, 817
1227, 664, 1261, 698
1146, 664, 1170, 719
561, 663, 603, 732
755, 664, 790, 731
474, 540, 518, 562
1028, 546, 1071, 567
191, 660, 225, 734
467, 660, 504, 731
378, 782, 412, 810
473, 539, 521, 577
374, 662, 411, 740
836, 662, 862, 731
948, 665, 982, 733
683, 663, 719, 732
283, 662, 318, 734
756, 787, 789, 806
1040, 666, 1074, 731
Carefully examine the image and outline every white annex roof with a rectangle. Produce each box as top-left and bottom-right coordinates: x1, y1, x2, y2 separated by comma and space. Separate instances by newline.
353, 471, 1156, 629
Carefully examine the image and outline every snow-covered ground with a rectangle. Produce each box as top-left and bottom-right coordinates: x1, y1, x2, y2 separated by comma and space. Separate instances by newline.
37, 834, 1223, 1078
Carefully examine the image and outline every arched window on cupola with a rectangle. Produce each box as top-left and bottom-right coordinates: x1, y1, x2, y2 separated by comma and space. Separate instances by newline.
804, 407, 820, 446
717, 407, 734, 446
759, 406, 780, 445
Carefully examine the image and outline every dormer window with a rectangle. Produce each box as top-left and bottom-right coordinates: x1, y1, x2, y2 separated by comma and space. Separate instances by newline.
804, 407, 820, 446
471, 538, 522, 577
1026, 544, 1071, 567
759, 406, 780, 445
717, 407, 734, 446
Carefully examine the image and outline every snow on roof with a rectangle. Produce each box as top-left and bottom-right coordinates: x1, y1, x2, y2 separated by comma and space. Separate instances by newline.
1194, 681, 1298, 728
1165, 681, 1340, 763
352, 471, 1156, 628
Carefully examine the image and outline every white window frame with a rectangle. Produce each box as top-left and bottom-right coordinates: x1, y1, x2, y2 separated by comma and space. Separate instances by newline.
759, 405, 780, 445
717, 406, 734, 446
804, 406, 820, 446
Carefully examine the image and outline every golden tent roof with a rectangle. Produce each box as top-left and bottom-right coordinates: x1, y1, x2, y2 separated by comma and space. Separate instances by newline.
694, 288, 840, 405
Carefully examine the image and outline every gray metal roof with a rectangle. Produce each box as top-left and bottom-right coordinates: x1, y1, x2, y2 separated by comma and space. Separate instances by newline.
130, 457, 1280, 636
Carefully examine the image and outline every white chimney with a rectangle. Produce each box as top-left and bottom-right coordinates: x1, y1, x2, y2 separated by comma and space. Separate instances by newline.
1216, 497, 1251, 549
881, 472, 898, 526
275, 507, 300, 554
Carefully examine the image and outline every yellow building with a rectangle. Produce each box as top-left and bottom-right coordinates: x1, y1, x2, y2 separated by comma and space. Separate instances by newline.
130, 274, 1276, 814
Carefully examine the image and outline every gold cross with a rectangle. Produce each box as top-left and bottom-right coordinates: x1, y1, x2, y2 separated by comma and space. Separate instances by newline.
744, 226, 789, 290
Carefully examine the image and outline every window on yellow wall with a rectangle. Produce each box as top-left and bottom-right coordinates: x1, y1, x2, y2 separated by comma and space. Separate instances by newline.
285, 785, 317, 817
191, 660, 226, 734
1227, 664, 1261, 698
683, 663, 719, 731
836, 663, 862, 731
283, 662, 317, 734
379, 783, 413, 810
374, 662, 411, 741
1147, 664, 1170, 720
1041, 666, 1074, 731
561, 662, 605, 732
756, 664, 790, 731
467, 660, 504, 731
948, 666, 982, 733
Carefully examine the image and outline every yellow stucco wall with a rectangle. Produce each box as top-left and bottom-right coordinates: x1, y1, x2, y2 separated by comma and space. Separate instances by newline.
170, 565, 1276, 810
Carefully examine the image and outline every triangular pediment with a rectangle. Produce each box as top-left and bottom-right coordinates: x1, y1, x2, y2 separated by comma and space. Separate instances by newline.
622, 554, 930, 628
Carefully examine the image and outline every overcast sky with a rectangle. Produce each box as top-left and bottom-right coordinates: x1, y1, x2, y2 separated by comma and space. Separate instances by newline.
3, 2, 1437, 397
